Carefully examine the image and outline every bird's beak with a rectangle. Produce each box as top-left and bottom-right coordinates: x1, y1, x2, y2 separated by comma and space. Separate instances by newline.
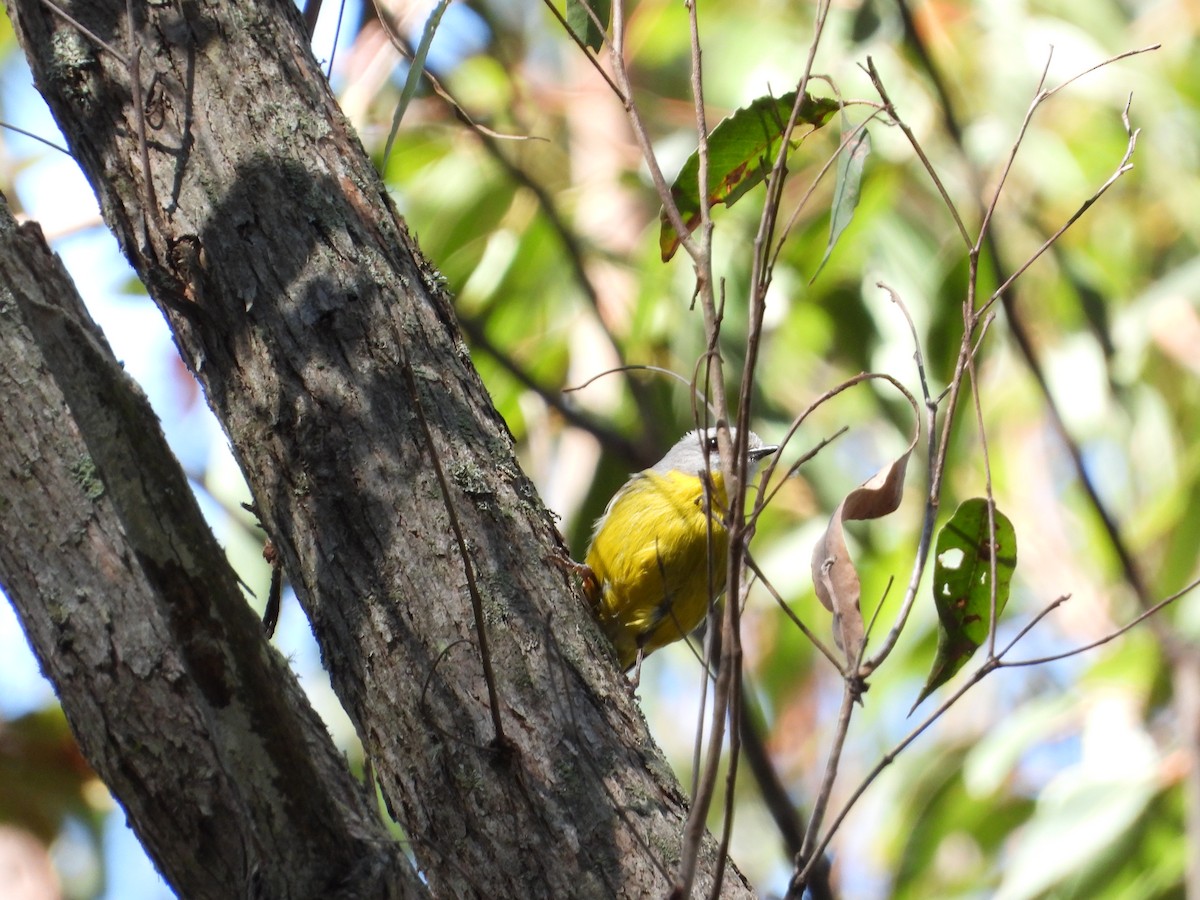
749, 444, 778, 461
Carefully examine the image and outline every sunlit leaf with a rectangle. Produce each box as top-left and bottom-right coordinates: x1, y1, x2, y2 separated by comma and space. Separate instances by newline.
912, 498, 1017, 711
659, 91, 840, 261
383, 0, 451, 165
811, 126, 870, 282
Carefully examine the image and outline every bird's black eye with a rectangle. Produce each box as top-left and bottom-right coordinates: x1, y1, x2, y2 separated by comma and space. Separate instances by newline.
706, 435, 720, 451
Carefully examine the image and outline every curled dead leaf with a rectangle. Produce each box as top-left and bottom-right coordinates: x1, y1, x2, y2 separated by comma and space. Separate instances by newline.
809, 379, 920, 668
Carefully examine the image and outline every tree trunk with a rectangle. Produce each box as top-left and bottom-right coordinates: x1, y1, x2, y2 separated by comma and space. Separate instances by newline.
0, 200, 416, 899
0, 0, 752, 897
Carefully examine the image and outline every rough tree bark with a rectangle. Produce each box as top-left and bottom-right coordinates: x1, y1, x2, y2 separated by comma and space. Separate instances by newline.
0, 198, 416, 900
0, 0, 753, 898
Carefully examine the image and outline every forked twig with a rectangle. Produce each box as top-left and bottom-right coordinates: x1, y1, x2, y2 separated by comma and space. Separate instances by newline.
1001, 576, 1200, 667
978, 95, 1140, 319
795, 569, 1198, 889
862, 56, 970, 246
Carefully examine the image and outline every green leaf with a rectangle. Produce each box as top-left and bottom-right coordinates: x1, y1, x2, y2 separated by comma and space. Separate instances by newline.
566, 0, 610, 52
912, 498, 1017, 711
659, 91, 840, 261
811, 125, 870, 282
383, 0, 452, 166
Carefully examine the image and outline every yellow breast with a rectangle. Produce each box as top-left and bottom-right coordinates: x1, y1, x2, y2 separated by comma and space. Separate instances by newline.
584, 470, 729, 669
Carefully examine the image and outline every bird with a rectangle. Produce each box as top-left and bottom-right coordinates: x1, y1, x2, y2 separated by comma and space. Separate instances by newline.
583, 426, 777, 682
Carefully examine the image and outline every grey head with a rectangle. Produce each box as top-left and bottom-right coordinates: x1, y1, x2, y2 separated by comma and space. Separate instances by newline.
650, 426, 778, 476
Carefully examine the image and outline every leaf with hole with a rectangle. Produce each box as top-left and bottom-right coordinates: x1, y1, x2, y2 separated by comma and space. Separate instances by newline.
912, 498, 1017, 712
659, 91, 840, 261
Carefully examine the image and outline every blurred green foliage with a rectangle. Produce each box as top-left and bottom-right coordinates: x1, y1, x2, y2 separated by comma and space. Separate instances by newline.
3, 0, 1198, 896
374, 1, 1199, 895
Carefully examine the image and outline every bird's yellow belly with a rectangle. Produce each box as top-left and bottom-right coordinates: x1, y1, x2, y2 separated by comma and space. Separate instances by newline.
585, 470, 728, 669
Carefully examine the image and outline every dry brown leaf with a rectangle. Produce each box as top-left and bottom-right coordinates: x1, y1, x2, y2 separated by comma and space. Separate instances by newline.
810, 393, 919, 667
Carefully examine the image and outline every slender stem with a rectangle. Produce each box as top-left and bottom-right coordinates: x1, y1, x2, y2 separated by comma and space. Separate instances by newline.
863, 57, 970, 246
792, 634, 874, 896
608, 0, 698, 261
771, 112, 884, 273
39, 0, 128, 62
401, 356, 507, 747
794, 661, 995, 890
745, 553, 843, 672
963, 328, 1001, 659
538, 0, 625, 99
1000, 577, 1200, 667
798, 680, 855, 863
978, 102, 1139, 318
973, 52, 1055, 255
672, 0, 734, 886
0, 121, 70, 155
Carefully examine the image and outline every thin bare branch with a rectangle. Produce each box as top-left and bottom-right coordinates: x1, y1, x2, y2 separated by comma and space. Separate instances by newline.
978, 98, 1140, 318
39, 0, 127, 62
687, 0, 714, 264
745, 553, 843, 671
1001, 576, 1200, 667
789, 676, 862, 896
962, 322, 1003, 659
772, 109, 886, 274
1041, 44, 1162, 102
876, 282, 932, 409
862, 306, 994, 674
564, 363, 718, 426
852, 293, 937, 674
608, 0, 698, 262
757, 370, 916, 497
748, 0, 833, 308
538, 0, 626, 100
862, 57, 970, 246
456, 316, 643, 463
793, 658, 994, 890
752, 426, 847, 517
401, 354, 508, 748
974, 49, 1055, 251
996, 594, 1074, 658
860, 576, 893, 650
0, 121, 69, 155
